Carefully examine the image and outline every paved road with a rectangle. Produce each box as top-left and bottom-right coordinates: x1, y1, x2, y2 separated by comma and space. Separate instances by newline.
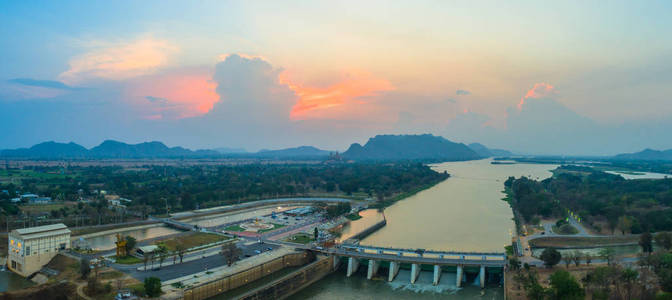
113, 241, 282, 282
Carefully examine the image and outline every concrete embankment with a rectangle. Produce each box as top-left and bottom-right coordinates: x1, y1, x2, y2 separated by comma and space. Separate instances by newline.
172, 197, 353, 220
181, 250, 317, 300
72, 222, 166, 240
237, 255, 335, 300
348, 218, 387, 241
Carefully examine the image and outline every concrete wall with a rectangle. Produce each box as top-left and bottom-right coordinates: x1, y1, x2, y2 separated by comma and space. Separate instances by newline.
183, 252, 313, 300
237, 255, 334, 300
348, 218, 387, 241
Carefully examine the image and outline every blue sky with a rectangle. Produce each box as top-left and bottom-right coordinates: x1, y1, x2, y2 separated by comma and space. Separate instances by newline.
1, 1, 672, 154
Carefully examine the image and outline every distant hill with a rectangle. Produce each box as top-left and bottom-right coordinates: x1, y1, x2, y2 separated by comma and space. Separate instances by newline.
468, 143, 513, 157
342, 134, 481, 161
1, 140, 218, 158
214, 147, 247, 154
0, 141, 89, 158
254, 146, 331, 158
613, 148, 672, 161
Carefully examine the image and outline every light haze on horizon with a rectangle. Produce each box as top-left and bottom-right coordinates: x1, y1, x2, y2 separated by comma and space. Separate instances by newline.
1, 1, 672, 155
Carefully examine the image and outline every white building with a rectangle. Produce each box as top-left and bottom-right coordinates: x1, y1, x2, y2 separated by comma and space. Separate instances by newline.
7, 223, 71, 277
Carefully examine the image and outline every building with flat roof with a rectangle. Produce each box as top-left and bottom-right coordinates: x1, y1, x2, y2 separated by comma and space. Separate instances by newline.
7, 223, 71, 277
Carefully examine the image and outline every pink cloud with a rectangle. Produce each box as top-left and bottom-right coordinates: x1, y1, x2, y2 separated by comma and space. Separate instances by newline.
59, 38, 177, 84
125, 68, 218, 119
518, 82, 555, 110
281, 71, 394, 120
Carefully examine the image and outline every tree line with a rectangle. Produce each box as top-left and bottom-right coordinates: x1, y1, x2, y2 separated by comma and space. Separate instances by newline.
505, 165, 672, 233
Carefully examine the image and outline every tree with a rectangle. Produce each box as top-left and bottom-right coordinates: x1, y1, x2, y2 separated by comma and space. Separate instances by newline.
313, 227, 319, 240
80, 258, 91, 279
144, 277, 162, 297
639, 232, 653, 254
176, 244, 186, 263
620, 268, 638, 300
654, 232, 672, 251
221, 243, 242, 266
548, 269, 584, 300
540, 248, 561, 268
509, 258, 522, 271
572, 251, 582, 266
124, 236, 137, 254
599, 248, 615, 265
562, 252, 573, 268
618, 215, 633, 235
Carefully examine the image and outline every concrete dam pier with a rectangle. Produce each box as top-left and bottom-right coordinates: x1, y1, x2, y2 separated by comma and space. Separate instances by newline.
334, 244, 505, 288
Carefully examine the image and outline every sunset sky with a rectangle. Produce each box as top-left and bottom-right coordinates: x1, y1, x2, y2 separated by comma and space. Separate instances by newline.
2, 1, 672, 155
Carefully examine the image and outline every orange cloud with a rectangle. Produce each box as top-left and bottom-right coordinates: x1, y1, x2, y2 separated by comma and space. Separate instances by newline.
125, 68, 218, 119
518, 82, 554, 110
60, 38, 177, 84
282, 71, 394, 120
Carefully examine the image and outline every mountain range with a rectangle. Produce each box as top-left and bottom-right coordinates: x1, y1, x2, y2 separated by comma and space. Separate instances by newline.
467, 143, 513, 157
0, 140, 218, 159
342, 134, 481, 161
1, 135, 511, 161
613, 148, 672, 161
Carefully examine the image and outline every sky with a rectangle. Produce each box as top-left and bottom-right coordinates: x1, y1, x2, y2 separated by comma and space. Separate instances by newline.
1, 0, 672, 155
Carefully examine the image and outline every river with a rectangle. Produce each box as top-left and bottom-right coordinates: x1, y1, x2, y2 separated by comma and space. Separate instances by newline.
293, 159, 557, 299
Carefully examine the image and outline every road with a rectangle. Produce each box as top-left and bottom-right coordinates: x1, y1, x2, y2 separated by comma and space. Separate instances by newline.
111, 240, 282, 281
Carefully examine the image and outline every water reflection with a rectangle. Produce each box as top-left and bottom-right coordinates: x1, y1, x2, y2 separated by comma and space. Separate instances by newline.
83, 226, 181, 250
362, 159, 556, 252
304, 159, 556, 299
0, 270, 34, 292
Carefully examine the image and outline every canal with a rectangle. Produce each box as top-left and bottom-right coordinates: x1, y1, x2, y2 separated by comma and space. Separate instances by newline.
295, 159, 557, 299
81, 225, 182, 250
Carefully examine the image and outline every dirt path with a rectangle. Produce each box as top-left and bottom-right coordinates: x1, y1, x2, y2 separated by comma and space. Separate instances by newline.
76, 281, 93, 300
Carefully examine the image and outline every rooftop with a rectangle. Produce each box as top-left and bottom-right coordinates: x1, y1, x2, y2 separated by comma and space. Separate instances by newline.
11, 223, 70, 239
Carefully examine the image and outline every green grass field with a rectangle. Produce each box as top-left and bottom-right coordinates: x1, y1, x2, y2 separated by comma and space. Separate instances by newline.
156, 232, 230, 251
345, 213, 362, 220
286, 233, 314, 244
113, 255, 143, 264
224, 224, 245, 232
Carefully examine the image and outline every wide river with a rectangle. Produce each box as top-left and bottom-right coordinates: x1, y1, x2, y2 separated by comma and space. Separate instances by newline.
292, 159, 557, 299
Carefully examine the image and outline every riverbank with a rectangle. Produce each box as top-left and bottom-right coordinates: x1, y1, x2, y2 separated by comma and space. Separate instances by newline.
368, 177, 448, 209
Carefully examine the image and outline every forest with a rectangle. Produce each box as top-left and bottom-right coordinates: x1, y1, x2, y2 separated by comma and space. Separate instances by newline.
0, 162, 448, 218
506, 165, 672, 233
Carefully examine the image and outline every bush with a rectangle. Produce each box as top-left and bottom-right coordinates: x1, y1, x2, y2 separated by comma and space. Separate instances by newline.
144, 277, 162, 297
540, 248, 561, 268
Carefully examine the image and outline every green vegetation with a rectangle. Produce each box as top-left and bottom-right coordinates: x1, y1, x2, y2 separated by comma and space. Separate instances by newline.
0, 162, 447, 229
156, 232, 229, 251
326, 202, 351, 219
287, 233, 314, 244
553, 220, 579, 235
540, 248, 561, 268
345, 212, 362, 220
224, 225, 245, 232
506, 165, 672, 233
548, 269, 584, 300
144, 277, 162, 297
113, 255, 142, 264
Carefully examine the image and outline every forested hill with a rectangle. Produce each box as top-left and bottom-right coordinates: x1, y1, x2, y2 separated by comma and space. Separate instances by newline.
342, 134, 481, 161
613, 148, 672, 161
506, 165, 672, 233
0, 140, 218, 158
